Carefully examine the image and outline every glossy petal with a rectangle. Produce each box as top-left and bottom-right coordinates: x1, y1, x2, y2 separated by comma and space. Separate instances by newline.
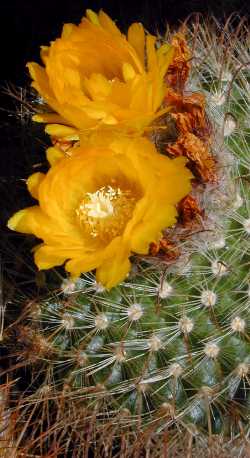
96, 238, 131, 289
131, 203, 177, 254
34, 245, 70, 270
27, 172, 45, 199
127, 23, 145, 67
46, 147, 65, 166
45, 124, 79, 140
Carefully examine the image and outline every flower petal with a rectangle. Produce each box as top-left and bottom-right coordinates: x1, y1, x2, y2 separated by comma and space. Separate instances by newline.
86, 9, 100, 26
61, 23, 76, 39
27, 62, 55, 103
130, 202, 177, 254
34, 244, 70, 270
45, 124, 79, 140
127, 22, 145, 68
146, 34, 157, 72
98, 10, 122, 36
46, 147, 65, 166
32, 113, 67, 124
27, 172, 45, 199
7, 206, 65, 243
96, 238, 131, 289
65, 251, 104, 278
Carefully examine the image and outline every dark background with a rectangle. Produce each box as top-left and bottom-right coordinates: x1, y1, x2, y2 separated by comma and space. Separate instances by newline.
0, 0, 249, 223
1, 0, 249, 87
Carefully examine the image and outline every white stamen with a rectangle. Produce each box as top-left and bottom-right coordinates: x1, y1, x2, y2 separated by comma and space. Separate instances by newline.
76, 185, 135, 240
85, 188, 114, 218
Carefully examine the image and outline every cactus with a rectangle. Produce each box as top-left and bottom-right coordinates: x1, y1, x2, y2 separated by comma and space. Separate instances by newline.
2, 14, 250, 458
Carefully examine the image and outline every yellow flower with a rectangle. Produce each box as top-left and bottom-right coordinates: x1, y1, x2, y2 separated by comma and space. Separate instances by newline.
28, 9, 174, 139
7, 137, 192, 289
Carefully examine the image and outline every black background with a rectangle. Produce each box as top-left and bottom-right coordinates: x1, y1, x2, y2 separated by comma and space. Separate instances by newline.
1, 0, 249, 87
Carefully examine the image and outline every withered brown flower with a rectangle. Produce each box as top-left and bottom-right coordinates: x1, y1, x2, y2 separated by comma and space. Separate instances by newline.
166, 33, 191, 90
165, 90, 217, 183
177, 195, 204, 227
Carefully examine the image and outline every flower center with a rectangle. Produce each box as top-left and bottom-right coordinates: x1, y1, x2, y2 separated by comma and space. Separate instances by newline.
76, 185, 136, 242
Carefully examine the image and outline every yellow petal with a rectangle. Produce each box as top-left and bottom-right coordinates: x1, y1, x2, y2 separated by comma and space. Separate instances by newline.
34, 245, 70, 270
40, 46, 49, 65
127, 23, 145, 67
131, 203, 177, 254
98, 10, 122, 36
82, 106, 108, 120
32, 113, 67, 124
156, 156, 193, 203
61, 23, 75, 39
46, 147, 65, 166
7, 208, 35, 234
45, 124, 79, 140
27, 62, 53, 100
146, 34, 157, 72
122, 62, 136, 82
65, 251, 104, 278
7, 206, 66, 243
130, 76, 151, 112
157, 43, 175, 78
96, 238, 131, 289
26, 172, 45, 199
82, 73, 111, 101
103, 114, 118, 125
86, 9, 100, 26
7, 207, 47, 236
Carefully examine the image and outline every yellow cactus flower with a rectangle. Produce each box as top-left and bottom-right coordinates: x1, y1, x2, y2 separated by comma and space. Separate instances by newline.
28, 9, 174, 139
7, 137, 192, 289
